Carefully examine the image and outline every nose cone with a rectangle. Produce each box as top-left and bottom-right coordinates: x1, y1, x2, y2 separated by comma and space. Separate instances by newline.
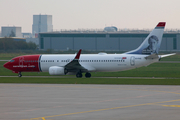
3, 62, 10, 69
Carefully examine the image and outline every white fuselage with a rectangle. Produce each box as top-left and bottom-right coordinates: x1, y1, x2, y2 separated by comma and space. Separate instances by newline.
40, 53, 159, 73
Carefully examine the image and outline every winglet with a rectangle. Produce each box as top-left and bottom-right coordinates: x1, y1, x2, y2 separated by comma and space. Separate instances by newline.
75, 49, 82, 60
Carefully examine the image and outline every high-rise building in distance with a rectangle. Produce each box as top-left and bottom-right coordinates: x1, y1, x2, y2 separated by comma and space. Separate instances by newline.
32, 14, 53, 36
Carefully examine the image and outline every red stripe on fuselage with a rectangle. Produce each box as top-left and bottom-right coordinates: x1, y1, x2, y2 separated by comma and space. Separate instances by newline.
4, 55, 41, 73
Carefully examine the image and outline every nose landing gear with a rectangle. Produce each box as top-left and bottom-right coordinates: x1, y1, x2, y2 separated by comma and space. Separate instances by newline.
18, 72, 22, 77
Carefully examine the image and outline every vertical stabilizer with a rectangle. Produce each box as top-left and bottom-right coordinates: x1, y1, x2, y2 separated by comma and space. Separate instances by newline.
125, 22, 166, 55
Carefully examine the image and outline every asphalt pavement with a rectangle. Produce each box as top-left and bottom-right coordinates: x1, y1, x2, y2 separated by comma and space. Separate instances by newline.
0, 84, 180, 120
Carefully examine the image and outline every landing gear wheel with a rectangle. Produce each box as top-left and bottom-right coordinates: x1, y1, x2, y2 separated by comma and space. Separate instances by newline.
18, 72, 22, 77
85, 73, 91, 78
76, 73, 82, 78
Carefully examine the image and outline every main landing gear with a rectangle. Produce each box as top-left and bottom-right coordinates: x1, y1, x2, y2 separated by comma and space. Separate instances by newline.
76, 72, 91, 78
76, 72, 83, 78
85, 72, 91, 78
18, 72, 22, 77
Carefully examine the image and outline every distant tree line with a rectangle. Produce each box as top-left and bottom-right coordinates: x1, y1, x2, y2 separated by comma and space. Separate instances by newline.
0, 37, 37, 50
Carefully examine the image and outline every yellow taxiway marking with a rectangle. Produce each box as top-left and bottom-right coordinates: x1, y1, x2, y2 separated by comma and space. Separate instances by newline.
22, 99, 180, 120
162, 105, 180, 107
41, 117, 46, 120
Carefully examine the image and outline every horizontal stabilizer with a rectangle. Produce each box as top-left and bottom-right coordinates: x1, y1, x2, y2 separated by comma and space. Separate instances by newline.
159, 53, 176, 58
145, 54, 159, 59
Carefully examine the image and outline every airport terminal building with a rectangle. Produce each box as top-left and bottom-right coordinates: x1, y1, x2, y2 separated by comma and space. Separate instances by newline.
39, 30, 180, 52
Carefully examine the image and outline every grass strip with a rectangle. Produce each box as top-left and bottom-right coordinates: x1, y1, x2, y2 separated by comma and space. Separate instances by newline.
0, 77, 180, 85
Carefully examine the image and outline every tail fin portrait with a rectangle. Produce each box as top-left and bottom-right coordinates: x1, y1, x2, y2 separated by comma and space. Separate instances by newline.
126, 22, 166, 55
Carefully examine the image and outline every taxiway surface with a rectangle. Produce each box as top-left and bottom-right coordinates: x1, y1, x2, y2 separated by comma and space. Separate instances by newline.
0, 84, 180, 120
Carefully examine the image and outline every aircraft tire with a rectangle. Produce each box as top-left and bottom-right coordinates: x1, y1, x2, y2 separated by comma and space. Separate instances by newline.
85, 73, 91, 78
76, 73, 82, 78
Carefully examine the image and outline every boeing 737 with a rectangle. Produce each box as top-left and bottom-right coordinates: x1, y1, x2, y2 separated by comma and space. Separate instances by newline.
3, 22, 175, 78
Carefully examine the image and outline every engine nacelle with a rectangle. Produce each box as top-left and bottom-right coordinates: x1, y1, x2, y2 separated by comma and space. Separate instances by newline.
49, 66, 65, 75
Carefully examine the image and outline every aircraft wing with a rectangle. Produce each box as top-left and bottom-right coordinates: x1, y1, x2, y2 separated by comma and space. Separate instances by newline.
64, 49, 88, 72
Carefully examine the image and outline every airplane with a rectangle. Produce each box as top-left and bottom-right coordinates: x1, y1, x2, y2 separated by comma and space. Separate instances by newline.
3, 22, 175, 78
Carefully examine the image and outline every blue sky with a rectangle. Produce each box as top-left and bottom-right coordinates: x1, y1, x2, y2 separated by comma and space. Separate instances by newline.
0, 0, 180, 32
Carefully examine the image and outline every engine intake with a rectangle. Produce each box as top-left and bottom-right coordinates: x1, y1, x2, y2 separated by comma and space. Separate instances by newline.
49, 66, 65, 75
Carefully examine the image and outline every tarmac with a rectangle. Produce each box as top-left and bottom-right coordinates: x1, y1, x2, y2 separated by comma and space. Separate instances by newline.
0, 84, 180, 120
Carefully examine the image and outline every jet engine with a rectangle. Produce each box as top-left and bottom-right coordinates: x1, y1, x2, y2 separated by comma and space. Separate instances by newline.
49, 66, 65, 75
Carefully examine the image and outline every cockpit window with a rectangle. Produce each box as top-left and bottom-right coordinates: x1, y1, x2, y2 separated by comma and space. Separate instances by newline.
10, 60, 15, 62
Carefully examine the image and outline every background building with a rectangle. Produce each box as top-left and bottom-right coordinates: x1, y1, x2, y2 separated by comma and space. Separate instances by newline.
32, 14, 53, 36
1, 26, 22, 37
26, 38, 39, 45
22, 33, 32, 38
39, 29, 180, 52
104, 26, 118, 32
